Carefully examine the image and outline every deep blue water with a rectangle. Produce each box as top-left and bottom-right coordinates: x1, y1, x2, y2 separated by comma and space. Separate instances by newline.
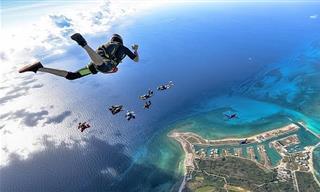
1, 2, 320, 192
114, 3, 320, 191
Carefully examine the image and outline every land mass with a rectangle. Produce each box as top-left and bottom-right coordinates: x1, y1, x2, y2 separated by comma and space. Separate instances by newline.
169, 122, 320, 192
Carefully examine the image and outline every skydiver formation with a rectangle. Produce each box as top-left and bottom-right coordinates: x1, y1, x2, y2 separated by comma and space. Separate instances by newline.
78, 81, 174, 131
106, 81, 174, 121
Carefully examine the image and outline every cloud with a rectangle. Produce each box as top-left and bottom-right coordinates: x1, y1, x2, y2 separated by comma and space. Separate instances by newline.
0, 112, 10, 120
44, 111, 72, 124
0, 86, 9, 90
0, 136, 175, 192
49, 15, 72, 28
114, 129, 122, 137
0, 93, 26, 105
2, 130, 12, 135
0, 109, 72, 127
310, 14, 318, 19
0, 52, 8, 61
0, 77, 43, 105
8, 109, 49, 127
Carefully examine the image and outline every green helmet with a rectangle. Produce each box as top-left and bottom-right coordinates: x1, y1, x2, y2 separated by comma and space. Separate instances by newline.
110, 34, 123, 45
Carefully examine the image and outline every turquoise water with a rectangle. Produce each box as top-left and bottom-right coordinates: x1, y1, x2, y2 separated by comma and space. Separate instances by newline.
135, 88, 320, 191
253, 146, 261, 161
264, 144, 282, 166
146, 93, 320, 182
184, 117, 319, 166
242, 146, 248, 158
229, 148, 235, 155
287, 124, 320, 152
170, 96, 314, 138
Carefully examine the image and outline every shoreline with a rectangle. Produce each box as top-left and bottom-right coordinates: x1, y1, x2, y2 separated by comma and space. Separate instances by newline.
168, 132, 195, 192
169, 122, 320, 190
169, 123, 299, 147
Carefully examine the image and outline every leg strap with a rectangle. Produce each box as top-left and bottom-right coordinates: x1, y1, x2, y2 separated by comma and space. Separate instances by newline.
88, 63, 98, 74
65, 66, 92, 80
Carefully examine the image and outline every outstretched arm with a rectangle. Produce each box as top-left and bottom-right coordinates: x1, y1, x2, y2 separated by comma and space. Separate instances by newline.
125, 45, 139, 62
132, 44, 139, 62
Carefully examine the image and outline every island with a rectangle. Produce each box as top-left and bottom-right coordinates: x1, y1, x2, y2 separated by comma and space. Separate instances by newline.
169, 122, 320, 192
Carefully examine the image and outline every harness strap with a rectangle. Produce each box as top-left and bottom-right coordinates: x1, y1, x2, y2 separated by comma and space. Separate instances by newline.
104, 43, 122, 66
87, 63, 98, 74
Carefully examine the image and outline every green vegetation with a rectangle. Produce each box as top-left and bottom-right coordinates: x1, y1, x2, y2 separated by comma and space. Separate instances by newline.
184, 171, 226, 192
195, 186, 216, 192
197, 157, 275, 185
226, 185, 249, 192
186, 157, 295, 192
296, 171, 320, 192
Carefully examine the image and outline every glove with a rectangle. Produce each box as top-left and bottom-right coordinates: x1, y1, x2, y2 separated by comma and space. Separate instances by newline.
132, 44, 139, 51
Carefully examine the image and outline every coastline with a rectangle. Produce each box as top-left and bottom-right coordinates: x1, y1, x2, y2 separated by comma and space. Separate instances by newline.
168, 132, 195, 192
169, 122, 320, 191
169, 123, 299, 147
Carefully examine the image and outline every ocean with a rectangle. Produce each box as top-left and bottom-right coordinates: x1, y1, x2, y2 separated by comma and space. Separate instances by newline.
115, 3, 320, 191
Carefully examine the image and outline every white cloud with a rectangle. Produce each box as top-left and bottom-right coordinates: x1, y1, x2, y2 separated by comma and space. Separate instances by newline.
310, 14, 318, 19
0, 0, 162, 75
49, 15, 73, 28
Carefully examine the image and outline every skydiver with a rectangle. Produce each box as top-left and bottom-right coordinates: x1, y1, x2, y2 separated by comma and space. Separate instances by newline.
240, 139, 248, 145
157, 85, 167, 91
78, 122, 86, 129
125, 111, 136, 121
148, 89, 153, 97
80, 124, 90, 132
144, 101, 151, 109
19, 33, 139, 80
168, 81, 174, 87
224, 113, 238, 120
140, 89, 154, 100
78, 122, 91, 132
157, 81, 174, 91
109, 105, 123, 115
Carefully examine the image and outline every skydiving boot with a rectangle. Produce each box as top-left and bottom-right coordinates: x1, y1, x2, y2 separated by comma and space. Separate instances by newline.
18, 61, 43, 73
71, 33, 87, 47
